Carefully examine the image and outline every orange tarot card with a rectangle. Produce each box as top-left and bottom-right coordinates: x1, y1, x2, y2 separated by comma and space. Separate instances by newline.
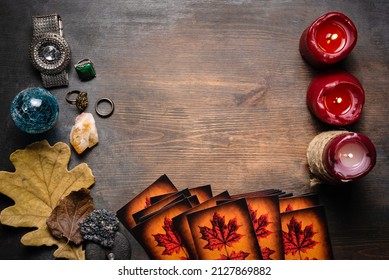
132, 189, 191, 224
131, 198, 193, 260
172, 191, 231, 259
187, 198, 262, 260
116, 174, 178, 230
245, 195, 284, 260
150, 184, 213, 205
279, 193, 320, 213
281, 205, 333, 260
187, 184, 213, 203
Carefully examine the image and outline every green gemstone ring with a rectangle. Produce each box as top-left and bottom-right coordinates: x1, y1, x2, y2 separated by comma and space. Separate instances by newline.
74, 58, 96, 81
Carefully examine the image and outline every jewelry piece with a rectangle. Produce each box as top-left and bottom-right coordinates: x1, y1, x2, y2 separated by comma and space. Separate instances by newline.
30, 14, 71, 88
95, 98, 114, 117
75, 58, 96, 81
66, 90, 88, 112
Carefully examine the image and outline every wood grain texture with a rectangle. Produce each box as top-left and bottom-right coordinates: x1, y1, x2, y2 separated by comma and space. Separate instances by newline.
0, 0, 388, 259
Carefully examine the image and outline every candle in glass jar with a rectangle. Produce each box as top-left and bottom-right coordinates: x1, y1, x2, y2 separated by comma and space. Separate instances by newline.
306, 71, 365, 126
299, 12, 357, 68
307, 131, 376, 184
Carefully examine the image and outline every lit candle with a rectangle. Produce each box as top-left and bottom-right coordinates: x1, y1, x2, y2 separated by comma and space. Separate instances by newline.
299, 12, 357, 68
307, 131, 376, 184
306, 71, 365, 126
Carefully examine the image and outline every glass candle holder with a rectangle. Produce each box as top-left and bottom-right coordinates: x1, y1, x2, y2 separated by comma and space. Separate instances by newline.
306, 71, 365, 126
299, 12, 357, 68
10, 87, 59, 134
307, 131, 376, 185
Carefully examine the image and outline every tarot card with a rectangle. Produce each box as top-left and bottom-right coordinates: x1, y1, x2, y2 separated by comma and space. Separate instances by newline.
131, 198, 193, 260
244, 195, 284, 260
132, 188, 191, 224
217, 194, 284, 259
138, 195, 200, 223
281, 205, 333, 260
187, 198, 262, 260
116, 174, 178, 230
150, 184, 213, 204
172, 191, 231, 259
150, 192, 180, 204
187, 184, 213, 203
279, 193, 320, 213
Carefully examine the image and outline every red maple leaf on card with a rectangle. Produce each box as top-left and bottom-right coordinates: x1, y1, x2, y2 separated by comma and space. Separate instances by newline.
199, 212, 243, 250
199, 212, 249, 260
282, 216, 319, 259
285, 204, 293, 212
248, 205, 272, 239
261, 247, 276, 260
248, 205, 275, 260
153, 217, 188, 259
145, 196, 151, 208
218, 251, 250, 260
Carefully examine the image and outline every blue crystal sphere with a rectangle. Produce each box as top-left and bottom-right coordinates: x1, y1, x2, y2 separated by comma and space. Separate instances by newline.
10, 87, 59, 134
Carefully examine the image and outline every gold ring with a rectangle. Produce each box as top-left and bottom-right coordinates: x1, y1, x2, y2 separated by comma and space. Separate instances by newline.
65, 90, 88, 112
95, 98, 114, 117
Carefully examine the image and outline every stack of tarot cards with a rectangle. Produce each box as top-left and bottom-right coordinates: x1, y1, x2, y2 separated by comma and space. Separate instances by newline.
117, 175, 333, 260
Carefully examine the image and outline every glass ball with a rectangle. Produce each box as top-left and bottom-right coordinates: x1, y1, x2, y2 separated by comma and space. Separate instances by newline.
10, 87, 59, 134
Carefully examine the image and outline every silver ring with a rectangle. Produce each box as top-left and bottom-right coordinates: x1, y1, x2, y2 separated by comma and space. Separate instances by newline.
95, 98, 114, 117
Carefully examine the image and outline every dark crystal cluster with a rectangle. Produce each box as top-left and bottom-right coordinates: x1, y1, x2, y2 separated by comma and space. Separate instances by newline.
80, 209, 119, 247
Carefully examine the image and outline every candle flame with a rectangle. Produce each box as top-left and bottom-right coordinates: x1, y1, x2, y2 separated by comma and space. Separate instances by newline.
341, 153, 354, 158
333, 97, 343, 104
326, 33, 339, 44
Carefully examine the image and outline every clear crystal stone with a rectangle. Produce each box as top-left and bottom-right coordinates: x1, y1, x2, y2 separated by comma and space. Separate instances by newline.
42, 45, 60, 61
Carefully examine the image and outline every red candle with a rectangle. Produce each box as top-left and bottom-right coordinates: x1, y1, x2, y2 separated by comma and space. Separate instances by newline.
307, 131, 376, 184
306, 71, 365, 126
299, 12, 357, 68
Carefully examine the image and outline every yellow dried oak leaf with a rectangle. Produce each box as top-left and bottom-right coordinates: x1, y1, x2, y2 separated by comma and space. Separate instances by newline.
0, 140, 95, 259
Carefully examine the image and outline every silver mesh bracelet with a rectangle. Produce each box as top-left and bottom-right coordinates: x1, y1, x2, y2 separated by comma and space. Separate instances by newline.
41, 71, 69, 88
32, 14, 63, 37
31, 14, 69, 88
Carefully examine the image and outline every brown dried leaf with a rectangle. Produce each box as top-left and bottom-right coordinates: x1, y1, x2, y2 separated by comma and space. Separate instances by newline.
47, 188, 95, 245
0, 140, 95, 259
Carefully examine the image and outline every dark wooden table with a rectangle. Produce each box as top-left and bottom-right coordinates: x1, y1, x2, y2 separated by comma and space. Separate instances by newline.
1, 0, 388, 260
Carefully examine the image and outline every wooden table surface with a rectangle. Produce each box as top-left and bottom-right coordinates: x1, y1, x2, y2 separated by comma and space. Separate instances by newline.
1, 0, 388, 260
